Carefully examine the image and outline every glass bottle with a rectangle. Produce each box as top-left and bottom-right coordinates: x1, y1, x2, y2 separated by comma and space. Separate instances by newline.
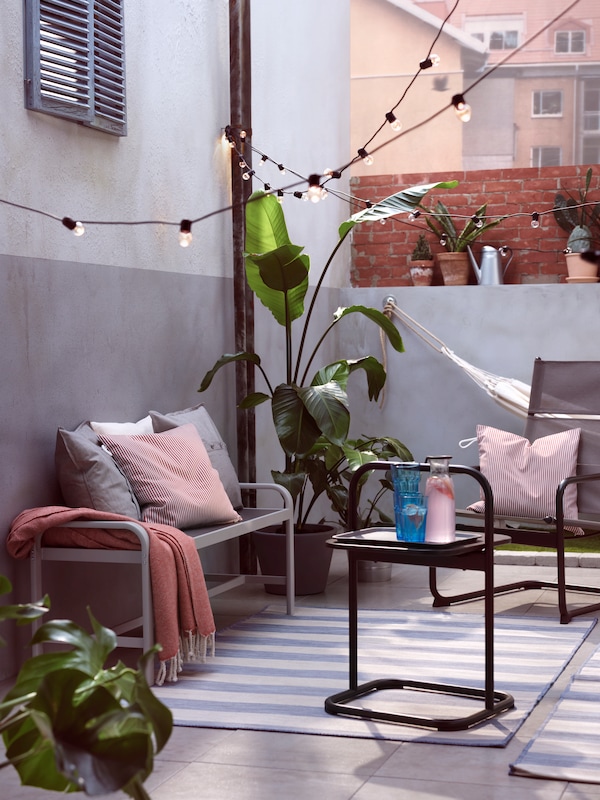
424, 456, 455, 543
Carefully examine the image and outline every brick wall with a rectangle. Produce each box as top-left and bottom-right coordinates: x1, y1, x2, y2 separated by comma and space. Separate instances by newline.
350, 166, 598, 286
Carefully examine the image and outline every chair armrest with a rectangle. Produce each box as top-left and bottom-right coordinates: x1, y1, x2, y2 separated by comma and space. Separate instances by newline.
238, 482, 294, 512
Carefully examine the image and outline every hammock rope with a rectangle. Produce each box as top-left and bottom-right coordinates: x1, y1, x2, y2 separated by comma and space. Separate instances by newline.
382, 299, 532, 418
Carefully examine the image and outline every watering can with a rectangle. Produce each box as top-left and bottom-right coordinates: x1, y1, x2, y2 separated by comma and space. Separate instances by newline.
467, 245, 513, 285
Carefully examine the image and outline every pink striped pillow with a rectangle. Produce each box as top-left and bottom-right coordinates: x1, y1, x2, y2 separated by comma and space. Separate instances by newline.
467, 424, 581, 524
99, 424, 242, 528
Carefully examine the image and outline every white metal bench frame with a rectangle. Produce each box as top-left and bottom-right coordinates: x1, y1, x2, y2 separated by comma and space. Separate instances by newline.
30, 483, 294, 681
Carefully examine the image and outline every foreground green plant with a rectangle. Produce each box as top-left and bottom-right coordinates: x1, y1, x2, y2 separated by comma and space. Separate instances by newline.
200, 181, 455, 529
0, 575, 172, 798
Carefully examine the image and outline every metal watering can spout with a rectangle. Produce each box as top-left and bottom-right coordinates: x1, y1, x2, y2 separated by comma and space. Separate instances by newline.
466, 245, 481, 283
467, 245, 513, 285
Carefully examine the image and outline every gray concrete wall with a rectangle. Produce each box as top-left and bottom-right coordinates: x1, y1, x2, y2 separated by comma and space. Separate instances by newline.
0, 255, 237, 680
342, 284, 600, 507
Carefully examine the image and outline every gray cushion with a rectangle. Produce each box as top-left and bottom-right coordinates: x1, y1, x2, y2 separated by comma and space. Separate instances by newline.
150, 404, 243, 509
55, 422, 142, 518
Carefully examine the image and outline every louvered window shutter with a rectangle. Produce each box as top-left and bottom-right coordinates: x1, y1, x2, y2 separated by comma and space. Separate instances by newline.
24, 0, 127, 136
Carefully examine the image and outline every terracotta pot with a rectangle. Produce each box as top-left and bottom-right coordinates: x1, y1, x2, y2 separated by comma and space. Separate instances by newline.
409, 261, 434, 286
437, 252, 470, 286
565, 252, 598, 281
252, 524, 336, 595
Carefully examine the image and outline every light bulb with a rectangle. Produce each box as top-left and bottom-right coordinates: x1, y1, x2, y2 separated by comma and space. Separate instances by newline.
278, 164, 286, 174
242, 171, 251, 181
452, 94, 472, 122
358, 148, 374, 166
239, 160, 247, 168
239, 129, 247, 139
62, 216, 85, 236
471, 215, 483, 228
277, 190, 284, 204
259, 155, 267, 166
408, 210, 421, 221
385, 111, 402, 132
430, 53, 440, 67
307, 174, 324, 203
179, 220, 192, 247
440, 234, 448, 246
531, 212, 540, 228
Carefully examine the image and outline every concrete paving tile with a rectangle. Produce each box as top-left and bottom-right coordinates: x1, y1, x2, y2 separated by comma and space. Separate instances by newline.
196, 728, 400, 776
149, 761, 366, 800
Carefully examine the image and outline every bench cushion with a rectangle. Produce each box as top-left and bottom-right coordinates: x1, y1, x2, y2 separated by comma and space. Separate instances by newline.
55, 422, 142, 518
99, 424, 242, 528
150, 404, 242, 508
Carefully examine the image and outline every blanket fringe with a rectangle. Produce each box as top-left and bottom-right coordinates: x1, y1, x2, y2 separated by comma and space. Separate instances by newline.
154, 630, 216, 686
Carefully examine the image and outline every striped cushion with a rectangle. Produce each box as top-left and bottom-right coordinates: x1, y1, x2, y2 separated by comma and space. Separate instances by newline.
467, 424, 581, 523
99, 424, 242, 528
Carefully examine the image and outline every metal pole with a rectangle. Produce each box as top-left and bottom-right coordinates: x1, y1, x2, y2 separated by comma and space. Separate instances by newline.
230, 0, 256, 570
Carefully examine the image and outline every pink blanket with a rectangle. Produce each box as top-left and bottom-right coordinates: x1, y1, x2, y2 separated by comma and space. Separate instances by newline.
7, 506, 216, 684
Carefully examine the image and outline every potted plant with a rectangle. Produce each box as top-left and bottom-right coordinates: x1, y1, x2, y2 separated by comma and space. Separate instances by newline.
419, 198, 506, 285
553, 167, 600, 281
199, 179, 455, 593
0, 574, 172, 798
409, 233, 434, 286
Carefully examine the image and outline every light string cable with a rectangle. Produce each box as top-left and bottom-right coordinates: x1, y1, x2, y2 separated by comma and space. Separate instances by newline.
0, 0, 583, 235
344, 0, 582, 204
336, 0, 460, 175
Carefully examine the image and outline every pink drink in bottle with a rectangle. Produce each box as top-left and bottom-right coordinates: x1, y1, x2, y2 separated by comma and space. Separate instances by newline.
424, 456, 455, 543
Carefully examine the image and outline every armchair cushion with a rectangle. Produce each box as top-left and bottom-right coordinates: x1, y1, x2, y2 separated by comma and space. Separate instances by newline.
99, 424, 242, 528
150, 404, 242, 508
467, 424, 581, 528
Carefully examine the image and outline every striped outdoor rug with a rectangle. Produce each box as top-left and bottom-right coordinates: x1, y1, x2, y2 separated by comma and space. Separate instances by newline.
153, 607, 595, 746
511, 643, 600, 782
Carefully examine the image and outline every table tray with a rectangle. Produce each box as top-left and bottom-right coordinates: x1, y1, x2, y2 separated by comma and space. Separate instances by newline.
333, 528, 481, 550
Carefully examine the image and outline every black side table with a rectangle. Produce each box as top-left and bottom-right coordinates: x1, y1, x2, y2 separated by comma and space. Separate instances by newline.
324, 462, 515, 731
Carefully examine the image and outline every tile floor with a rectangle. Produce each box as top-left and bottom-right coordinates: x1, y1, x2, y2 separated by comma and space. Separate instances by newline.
4, 551, 600, 799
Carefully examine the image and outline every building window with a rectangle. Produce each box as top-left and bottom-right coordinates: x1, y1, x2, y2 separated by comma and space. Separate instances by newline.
583, 81, 600, 132
555, 30, 585, 54
532, 90, 563, 117
24, 0, 126, 136
531, 147, 561, 167
489, 30, 519, 50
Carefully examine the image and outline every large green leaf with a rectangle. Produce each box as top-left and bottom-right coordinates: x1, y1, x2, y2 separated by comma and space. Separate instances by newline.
335, 305, 404, 353
199, 352, 262, 393
297, 382, 350, 446
246, 245, 310, 326
245, 191, 291, 254
272, 384, 322, 456
349, 180, 458, 225
270, 471, 307, 506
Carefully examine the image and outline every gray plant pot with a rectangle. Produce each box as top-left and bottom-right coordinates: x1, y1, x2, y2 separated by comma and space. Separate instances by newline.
252, 524, 335, 595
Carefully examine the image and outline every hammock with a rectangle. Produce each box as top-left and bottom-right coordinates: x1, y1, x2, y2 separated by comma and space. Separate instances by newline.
382, 300, 531, 419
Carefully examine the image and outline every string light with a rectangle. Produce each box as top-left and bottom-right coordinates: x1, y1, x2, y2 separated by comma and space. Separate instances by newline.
471, 214, 483, 228
408, 210, 421, 221
385, 111, 402, 132
452, 94, 471, 122
306, 174, 327, 203
259, 154, 268, 166
179, 219, 192, 247
0, 2, 581, 249
419, 53, 440, 69
277, 190, 284, 204
439, 234, 448, 247
61, 217, 85, 236
358, 148, 374, 166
